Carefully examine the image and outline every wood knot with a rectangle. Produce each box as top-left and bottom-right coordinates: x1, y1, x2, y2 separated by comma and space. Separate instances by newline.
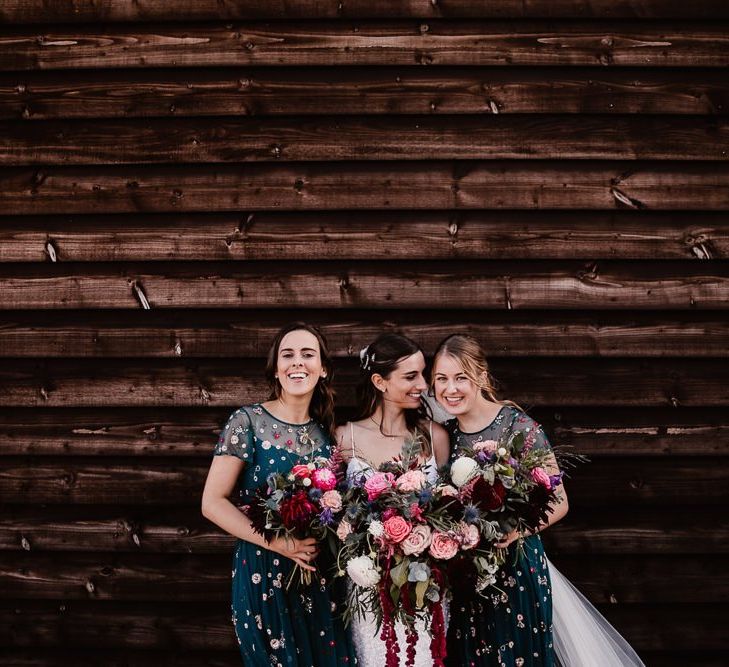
45, 240, 58, 262
270, 144, 282, 158
419, 23, 430, 34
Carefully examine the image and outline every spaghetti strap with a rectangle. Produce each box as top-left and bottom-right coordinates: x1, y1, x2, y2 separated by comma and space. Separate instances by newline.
349, 421, 360, 462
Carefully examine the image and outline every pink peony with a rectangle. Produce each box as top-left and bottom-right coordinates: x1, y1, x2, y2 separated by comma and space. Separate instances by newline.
395, 469, 427, 493
383, 516, 412, 543
364, 472, 395, 501
457, 522, 480, 550
336, 519, 353, 541
311, 468, 337, 491
428, 531, 459, 560
401, 524, 432, 556
290, 464, 311, 479
531, 467, 551, 489
321, 489, 343, 511
473, 439, 499, 454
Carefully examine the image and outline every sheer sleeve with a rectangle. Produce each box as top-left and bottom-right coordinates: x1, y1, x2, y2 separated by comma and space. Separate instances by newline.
213, 407, 254, 462
510, 410, 551, 452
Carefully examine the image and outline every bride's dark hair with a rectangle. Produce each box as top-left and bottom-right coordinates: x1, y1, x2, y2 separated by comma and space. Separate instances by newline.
265, 322, 336, 443
356, 332, 432, 456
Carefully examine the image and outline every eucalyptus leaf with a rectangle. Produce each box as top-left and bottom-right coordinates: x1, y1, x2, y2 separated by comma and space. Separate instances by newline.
415, 580, 428, 609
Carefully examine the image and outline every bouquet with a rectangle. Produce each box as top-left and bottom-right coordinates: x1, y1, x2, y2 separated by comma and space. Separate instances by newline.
334, 435, 476, 667
245, 456, 345, 588
447, 423, 566, 593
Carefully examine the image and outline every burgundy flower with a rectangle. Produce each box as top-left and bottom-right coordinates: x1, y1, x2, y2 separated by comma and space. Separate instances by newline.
280, 490, 317, 535
471, 477, 506, 512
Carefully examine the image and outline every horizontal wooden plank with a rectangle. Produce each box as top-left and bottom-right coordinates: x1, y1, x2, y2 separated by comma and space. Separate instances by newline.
0, 552, 724, 604
1, 261, 728, 310
0, 600, 724, 651
1, 311, 726, 359
4, 116, 729, 165
1, 406, 726, 457
0, 650, 241, 667
2, 22, 729, 71
2, 211, 728, 262
2, 358, 728, 407
3, 161, 729, 213
4, 504, 725, 554
3, 68, 728, 119
0, 601, 235, 650
0, 456, 726, 506
4, 1, 729, 22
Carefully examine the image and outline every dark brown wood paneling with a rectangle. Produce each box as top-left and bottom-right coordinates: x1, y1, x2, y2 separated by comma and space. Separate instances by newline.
4, 116, 729, 165
1, 358, 728, 407
4, 1, 729, 22
4, 162, 729, 214
1, 261, 727, 310
2, 212, 728, 261
2, 22, 729, 71
3, 68, 728, 119
1, 314, 728, 358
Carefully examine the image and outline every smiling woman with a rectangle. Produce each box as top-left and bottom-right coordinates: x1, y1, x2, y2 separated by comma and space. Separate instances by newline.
200, 322, 356, 666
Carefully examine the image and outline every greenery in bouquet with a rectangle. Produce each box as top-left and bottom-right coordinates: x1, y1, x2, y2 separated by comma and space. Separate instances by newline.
244, 456, 345, 588
447, 424, 570, 592
333, 435, 481, 667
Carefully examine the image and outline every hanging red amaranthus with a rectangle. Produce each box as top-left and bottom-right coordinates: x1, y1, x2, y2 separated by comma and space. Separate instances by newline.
429, 566, 448, 667
379, 558, 400, 667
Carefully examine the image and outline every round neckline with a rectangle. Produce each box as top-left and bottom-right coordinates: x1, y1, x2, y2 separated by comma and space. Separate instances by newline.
455, 405, 509, 436
258, 403, 313, 427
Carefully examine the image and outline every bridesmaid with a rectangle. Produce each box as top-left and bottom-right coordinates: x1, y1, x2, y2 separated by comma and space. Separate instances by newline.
335, 332, 450, 666
201, 322, 356, 666
431, 334, 568, 667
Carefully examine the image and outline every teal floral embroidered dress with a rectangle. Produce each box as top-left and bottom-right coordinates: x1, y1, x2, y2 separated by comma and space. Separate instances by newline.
214, 404, 356, 666
445, 407, 555, 667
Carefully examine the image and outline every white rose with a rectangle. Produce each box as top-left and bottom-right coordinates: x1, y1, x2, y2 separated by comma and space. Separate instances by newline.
450, 456, 479, 488
346, 555, 381, 589
368, 520, 385, 538
302, 478, 312, 487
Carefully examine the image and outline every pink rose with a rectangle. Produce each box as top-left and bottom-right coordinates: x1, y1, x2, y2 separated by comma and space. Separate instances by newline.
436, 484, 458, 498
401, 524, 432, 556
291, 464, 311, 479
311, 468, 337, 491
395, 469, 427, 493
531, 467, 551, 489
457, 522, 480, 550
336, 519, 353, 541
428, 531, 459, 560
383, 516, 412, 543
473, 439, 499, 454
364, 472, 395, 501
321, 490, 343, 511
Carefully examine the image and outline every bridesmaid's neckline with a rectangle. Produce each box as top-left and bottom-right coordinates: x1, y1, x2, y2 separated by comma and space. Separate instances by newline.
258, 403, 313, 427
455, 405, 509, 436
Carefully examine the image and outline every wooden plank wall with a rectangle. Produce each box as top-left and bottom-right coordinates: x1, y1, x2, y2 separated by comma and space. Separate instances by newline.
1, 2, 728, 665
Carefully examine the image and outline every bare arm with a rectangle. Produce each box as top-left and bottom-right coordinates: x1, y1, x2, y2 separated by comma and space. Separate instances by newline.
201, 455, 318, 571
430, 421, 451, 468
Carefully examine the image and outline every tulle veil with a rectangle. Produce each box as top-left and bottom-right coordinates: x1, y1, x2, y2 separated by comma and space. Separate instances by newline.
547, 557, 645, 666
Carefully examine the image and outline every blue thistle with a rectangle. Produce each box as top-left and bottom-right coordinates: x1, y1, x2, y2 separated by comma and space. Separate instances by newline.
463, 504, 481, 524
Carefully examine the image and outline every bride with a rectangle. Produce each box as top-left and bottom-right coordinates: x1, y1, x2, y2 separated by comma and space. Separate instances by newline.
335, 333, 450, 666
